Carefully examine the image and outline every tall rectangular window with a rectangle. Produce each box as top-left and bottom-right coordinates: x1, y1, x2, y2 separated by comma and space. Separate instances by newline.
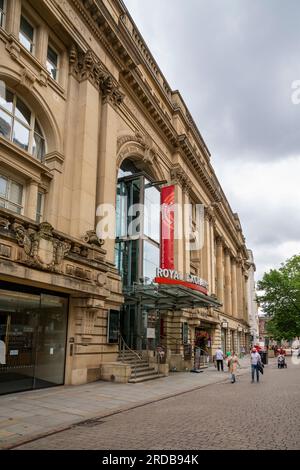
0, 175, 23, 214
46, 45, 58, 80
19, 16, 34, 53
0, 0, 5, 28
36, 191, 44, 223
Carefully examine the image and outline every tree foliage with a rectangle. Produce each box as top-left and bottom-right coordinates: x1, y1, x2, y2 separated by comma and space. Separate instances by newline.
257, 255, 300, 340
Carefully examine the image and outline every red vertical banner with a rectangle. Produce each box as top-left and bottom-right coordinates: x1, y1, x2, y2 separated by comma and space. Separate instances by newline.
160, 185, 175, 269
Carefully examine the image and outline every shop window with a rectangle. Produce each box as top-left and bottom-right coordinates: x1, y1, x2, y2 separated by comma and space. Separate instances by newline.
46, 45, 59, 81
0, 174, 23, 214
0, 84, 46, 160
19, 15, 35, 53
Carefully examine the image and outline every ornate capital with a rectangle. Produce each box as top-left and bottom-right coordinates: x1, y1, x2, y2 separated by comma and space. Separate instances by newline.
69, 45, 124, 106
170, 164, 192, 193
216, 235, 224, 246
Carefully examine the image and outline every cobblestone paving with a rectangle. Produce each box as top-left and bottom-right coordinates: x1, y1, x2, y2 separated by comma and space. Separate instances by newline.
17, 358, 300, 450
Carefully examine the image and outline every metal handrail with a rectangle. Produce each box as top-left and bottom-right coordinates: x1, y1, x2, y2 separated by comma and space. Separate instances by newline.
118, 334, 144, 379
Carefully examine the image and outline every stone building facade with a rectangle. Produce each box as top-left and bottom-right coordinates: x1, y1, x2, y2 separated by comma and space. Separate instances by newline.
0, 0, 252, 393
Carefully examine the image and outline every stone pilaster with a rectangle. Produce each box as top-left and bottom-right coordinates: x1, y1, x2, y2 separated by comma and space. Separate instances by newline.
25, 180, 38, 221
202, 209, 212, 294
96, 98, 118, 263
231, 257, 238, 318
224, 247, 232, 315
5, 0, 21, 37
216, 236, 224, 307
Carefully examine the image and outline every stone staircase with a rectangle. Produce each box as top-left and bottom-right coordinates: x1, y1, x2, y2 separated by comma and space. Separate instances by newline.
118, 350, 165, 383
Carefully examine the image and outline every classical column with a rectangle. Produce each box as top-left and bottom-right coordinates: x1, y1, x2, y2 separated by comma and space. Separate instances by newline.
243, 271, 249, 323
210, 219, 216, 294
202, 208, 212, 293
183, 189, 191, 274
216, 236, 224, 307
70, 77, 100, 239
25, 180, 38, 221
231, 257, 238, 318
224, 247, 232, 316
96, 95, 118, 263
236, 259, 243, 320
5, 0, 21, 37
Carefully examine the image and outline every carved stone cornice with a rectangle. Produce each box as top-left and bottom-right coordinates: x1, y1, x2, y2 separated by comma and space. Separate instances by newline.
69, 45, 124, 105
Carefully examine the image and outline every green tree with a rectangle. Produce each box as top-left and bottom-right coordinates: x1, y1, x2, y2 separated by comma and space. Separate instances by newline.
257, 255, 300, 340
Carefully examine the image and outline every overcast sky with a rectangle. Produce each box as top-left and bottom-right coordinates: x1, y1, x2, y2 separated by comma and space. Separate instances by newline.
124, 0, 300, 281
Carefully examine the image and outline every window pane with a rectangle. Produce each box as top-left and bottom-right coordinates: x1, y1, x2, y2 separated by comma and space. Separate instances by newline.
0, 86, 13, 113
34, 120, 43, 136
143, 241, 159, 281
47, 46, 58, 66
36, 192, 43, 223
144, 185, 160, 242
0, 175, 7, 197
6, 202, 21, 214
0, 198, 5, 208
12, 120, 30, 151
15, 97, 31, 124
19, 17, 34, 53
20, 16, 33, 40
32, 132, 45, 160
9, 181, 23, 205
46, 60, 57, 80
0, 109, 12, 139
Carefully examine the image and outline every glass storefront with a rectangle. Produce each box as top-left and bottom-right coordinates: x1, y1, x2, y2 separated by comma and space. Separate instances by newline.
0, 284, 68, 395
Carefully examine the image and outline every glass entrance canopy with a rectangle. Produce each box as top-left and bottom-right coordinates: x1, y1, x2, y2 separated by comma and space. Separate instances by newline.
124, 282, 221, 310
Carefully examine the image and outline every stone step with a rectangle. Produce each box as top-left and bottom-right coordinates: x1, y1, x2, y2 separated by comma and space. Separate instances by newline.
118, 359, 149, 367
130, 368, 156, 378
128, 373, 165, 384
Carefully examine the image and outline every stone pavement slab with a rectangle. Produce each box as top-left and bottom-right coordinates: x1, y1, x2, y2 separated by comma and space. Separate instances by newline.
0, 356, 251, 449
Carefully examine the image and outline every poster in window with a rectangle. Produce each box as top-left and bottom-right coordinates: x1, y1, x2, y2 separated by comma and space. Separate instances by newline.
107, 310, 120, 344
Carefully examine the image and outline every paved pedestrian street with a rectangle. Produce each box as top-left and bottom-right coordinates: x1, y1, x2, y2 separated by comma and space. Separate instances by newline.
15, 358, 300, 450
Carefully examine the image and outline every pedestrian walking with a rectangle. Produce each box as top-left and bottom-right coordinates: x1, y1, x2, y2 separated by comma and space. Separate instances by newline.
228, 351, 240, 383
251, 347, 262, 383
215, 347, 224, 371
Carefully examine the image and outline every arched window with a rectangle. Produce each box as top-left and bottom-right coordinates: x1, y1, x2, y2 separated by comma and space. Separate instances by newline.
0, 85, 46, 160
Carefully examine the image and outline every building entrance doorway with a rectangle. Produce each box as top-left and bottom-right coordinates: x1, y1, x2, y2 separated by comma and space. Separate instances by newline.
0, 286, 68, 395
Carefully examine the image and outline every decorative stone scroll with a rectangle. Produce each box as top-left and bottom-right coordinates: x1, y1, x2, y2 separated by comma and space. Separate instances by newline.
83, 230, 104, 247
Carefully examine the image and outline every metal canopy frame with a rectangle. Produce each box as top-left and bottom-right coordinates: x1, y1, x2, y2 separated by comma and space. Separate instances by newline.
124, 282, 222, 310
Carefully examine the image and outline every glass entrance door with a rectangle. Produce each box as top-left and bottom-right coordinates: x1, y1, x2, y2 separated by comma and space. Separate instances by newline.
0, 287, 68, 395
34, 294, 68, 389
